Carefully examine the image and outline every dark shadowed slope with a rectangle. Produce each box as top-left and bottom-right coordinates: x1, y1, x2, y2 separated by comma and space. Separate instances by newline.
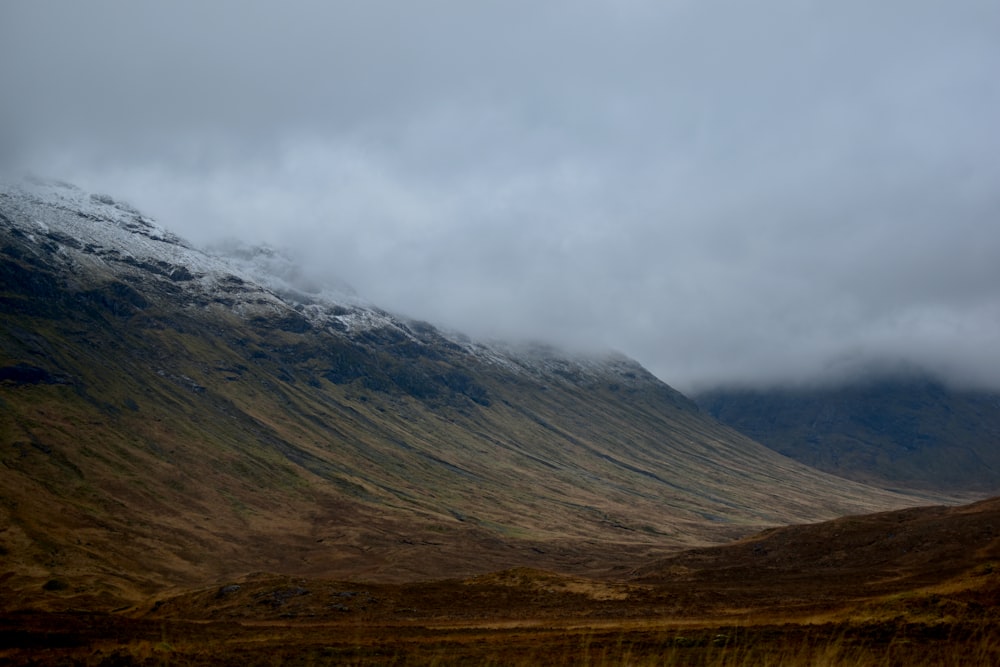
631, 495, 1000, 621
698, 378, 1000, 493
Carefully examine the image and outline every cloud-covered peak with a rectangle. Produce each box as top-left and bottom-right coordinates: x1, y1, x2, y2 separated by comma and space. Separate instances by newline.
4, 1, 1000, 391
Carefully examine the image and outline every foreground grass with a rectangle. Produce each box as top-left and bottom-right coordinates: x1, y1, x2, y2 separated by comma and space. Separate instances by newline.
6, 618, 1000, 666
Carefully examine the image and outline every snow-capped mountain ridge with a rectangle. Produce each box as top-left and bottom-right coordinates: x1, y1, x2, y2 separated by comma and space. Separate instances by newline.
0, 176, 654, 385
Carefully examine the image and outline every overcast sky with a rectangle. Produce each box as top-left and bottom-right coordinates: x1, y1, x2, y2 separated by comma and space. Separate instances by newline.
3, 1, 999, 392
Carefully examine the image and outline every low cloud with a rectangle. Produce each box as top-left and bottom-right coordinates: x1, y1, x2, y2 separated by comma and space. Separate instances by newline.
4, 1, 1000, 392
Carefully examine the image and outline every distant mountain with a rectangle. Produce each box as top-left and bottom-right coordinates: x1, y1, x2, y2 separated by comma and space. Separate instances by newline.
0, 177, 932, 610
697, 376, 1000, 494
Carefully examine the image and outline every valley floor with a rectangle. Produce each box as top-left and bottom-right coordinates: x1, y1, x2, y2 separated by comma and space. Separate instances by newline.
3, 604, 999, 666
5, 496, 1000, 665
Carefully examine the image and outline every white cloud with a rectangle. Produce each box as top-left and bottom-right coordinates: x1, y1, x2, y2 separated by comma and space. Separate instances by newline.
4, 0, 1000, 391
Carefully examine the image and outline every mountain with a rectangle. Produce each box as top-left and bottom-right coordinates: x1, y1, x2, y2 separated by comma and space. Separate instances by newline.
0, 177, 938, 611
697, 377, 1000, 494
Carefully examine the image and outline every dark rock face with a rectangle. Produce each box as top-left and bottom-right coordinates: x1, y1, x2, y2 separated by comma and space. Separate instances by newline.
80, 281, 149, 317
0, 258, 68, 317
0, 364, 65, 385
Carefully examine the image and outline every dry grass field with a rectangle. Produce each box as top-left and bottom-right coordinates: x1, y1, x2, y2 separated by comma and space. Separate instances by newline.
4, 497, 999, 666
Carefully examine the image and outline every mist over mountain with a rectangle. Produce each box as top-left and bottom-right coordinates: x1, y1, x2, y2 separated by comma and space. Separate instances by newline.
5, 1, 1000, 393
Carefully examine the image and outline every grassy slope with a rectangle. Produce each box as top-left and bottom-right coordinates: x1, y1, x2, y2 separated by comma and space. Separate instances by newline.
0, 219, 938, 611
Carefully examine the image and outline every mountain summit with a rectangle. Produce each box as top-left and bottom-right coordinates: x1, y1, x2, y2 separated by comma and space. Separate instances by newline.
0, 177, 932, 609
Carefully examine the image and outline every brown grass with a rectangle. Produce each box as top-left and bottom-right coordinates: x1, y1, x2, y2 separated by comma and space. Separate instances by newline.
7, 496, 1000, 664
3, 614, 1000, 666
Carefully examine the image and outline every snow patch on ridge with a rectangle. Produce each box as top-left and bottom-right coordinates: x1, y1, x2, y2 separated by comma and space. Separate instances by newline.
0, 176, 658, 387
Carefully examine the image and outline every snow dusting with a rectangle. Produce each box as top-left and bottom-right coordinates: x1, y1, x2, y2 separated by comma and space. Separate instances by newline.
0, 176, 655, 386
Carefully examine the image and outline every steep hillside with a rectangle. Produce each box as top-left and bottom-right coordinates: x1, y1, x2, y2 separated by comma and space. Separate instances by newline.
698, 378, 1000, 493
0, 177, 935, 610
